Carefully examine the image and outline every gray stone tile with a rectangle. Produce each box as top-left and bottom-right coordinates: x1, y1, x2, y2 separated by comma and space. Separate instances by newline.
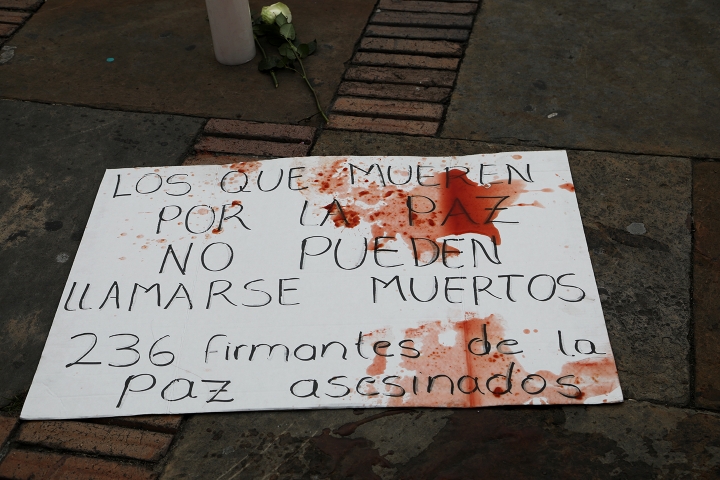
441, 0, 720, 158
162, 400, 720, 479
0, 100, 203, 407
0, 0, 375, 126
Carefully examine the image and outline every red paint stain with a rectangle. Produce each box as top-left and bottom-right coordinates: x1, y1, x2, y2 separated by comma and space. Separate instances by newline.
362, 315, 621, 408
366, 355, 387, 376
212, 228, 221, 234
231, 200, 241, 207
230, 162, 262, 175
365, 328, 389, 376
306, 161, 530, 258
324, 202, 361, 228
511, 155, 523, 159
523, 329, 530, 334
559, 183, 575, 192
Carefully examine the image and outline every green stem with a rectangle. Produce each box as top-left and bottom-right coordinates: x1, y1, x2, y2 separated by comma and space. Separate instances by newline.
286, 40, 329, 123
254, 35, 278, 88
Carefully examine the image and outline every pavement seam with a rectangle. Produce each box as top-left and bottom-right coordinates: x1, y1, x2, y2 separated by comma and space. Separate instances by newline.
688, 161, 697, 409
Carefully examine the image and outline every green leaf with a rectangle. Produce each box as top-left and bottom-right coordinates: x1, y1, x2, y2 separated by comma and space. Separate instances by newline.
258, 58, 275, 72
258, 55, 286, 72
278, 44, 289, 56
297, 43, 309, 59
267, 34, 284, 47
307, 40, 317, 55
279, 23, 295, 40
275, 13, 287, 26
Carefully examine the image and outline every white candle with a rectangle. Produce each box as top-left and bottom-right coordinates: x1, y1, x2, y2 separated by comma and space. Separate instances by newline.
205, 0, 256, 65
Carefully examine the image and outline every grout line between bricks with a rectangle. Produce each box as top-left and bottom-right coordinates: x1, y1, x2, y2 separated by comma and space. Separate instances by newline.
688, 160, 696, 409
6, 443, 162, 469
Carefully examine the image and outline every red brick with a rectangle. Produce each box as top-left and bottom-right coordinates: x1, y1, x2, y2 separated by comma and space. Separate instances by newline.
345, 66, 456, 87
183, 153, 261, 166
0, 0, 43, 10
377, 0, 477, 14
365, 25, 470, 41
0, 449, 156, 480
0, 10, 30, 23
16, 421, 173, 462
371, 11, 474, 28
0, 22, 18, 36
333, 97, 444, 121
328, 114, 439, 136
353, 52, 459, 70
91, 415, 183, 434
338, 81, 451, 102
195, 137, 310, 157
203, 119, 315, 143
360, 37, 463, 56
0, 415, 18, 446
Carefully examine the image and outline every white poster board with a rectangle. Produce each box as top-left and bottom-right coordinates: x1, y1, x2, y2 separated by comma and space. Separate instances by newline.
22, 152, 622, 419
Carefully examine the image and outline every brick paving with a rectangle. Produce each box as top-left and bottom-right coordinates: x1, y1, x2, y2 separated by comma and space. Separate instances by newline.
187, 118, 317, 165
16, 421, 174, 462
0, 450, 157, 480
0, 0, 43, 46
329, 0, 479, 136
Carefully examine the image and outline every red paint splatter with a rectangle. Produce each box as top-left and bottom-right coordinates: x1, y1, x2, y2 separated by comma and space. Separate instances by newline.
305, 161, 530, 259
212, 228, 221, 234
559, 183, 575, 192
515, 201, 545, 208
323, 202, 361, 228
366, 355, 387, 376
511, 155, 523, 159
230, 162, 262, 174
523, 329, 530, 334
365, 329, 389, 376
231, 200, 241, 207
361, 315, 620, 408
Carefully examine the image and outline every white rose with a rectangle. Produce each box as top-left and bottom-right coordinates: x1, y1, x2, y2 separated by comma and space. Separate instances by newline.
261, 2, 292, 24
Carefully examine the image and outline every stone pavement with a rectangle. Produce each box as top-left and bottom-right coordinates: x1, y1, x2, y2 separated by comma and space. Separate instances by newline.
1, 0, 719, 478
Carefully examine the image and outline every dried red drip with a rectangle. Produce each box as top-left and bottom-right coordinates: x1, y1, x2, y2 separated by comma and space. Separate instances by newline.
231, 200, 241, 207
211, 228, 221, 234
516, 201, 544, 208
492, 387, 504, 397
558, 183, 575, 192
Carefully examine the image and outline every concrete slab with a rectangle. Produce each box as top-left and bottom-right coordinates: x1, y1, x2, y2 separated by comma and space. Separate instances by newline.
162, 400, 720, 478
693, 161, 720, 411
0, 100, 203, 407
441, 0, 720, 158
311, 130, 692, 405
0, 0, 375, 125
